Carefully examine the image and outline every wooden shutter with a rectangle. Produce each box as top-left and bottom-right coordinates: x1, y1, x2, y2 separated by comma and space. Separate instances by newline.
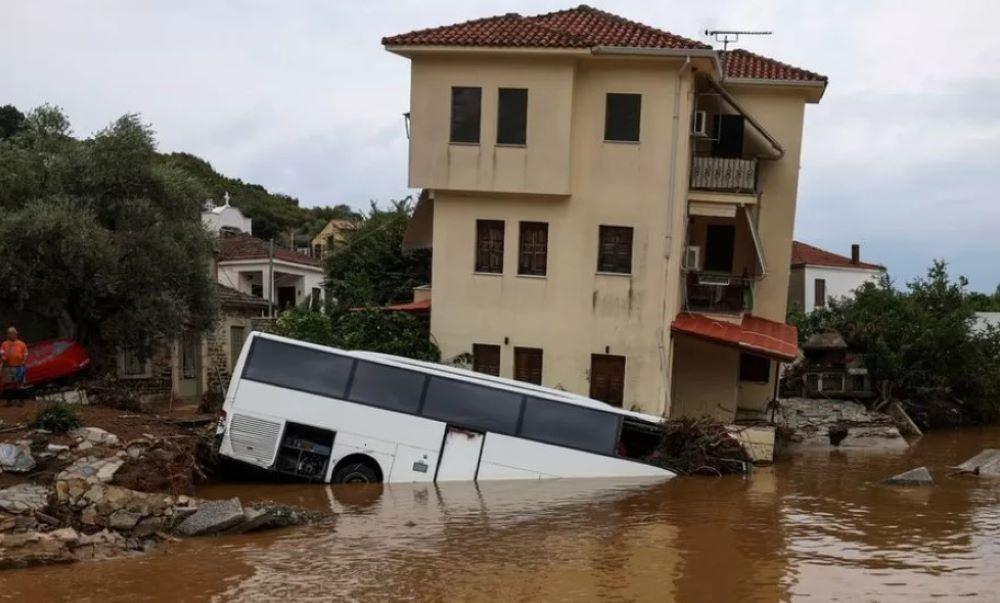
475, 220, 504, 273
518, 222, 548, 276
450, 87, 481, 143
472, 344, 501, 377
597, 226, 634, 273
497, 88, 528, 145
590, 354, 625, 407
814, 279, 827, 308
514, 347, 543, 385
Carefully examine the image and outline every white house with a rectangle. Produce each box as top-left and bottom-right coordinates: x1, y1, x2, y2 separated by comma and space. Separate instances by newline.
201, 193, 253, 235
973, 312, 1000, 334
216, 233, 325, 313
788, 242, 885, 313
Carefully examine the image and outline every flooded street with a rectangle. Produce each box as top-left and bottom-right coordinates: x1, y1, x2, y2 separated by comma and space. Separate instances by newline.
2, 427, 998, 602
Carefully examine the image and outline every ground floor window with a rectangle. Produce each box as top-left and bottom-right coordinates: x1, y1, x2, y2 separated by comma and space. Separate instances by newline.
514, 347, 543, 385
739, 353, 771, 383
118, 348, 150, 378
590, 354, 625, 407
472, 344, 501, 377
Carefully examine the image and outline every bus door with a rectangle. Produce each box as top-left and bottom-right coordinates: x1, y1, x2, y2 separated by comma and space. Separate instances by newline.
435, 426, 484, 481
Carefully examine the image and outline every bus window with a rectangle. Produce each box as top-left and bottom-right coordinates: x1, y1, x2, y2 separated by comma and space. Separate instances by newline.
422, 377, 522, 434
243, 338, 354, 399
520, 397, 619, 455
348, 361, 425, 414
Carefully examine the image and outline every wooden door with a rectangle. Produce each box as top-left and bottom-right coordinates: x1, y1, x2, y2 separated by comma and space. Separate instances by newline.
514, 347, 543, 385
590, 354, 625, 407
472, 344, 501, 376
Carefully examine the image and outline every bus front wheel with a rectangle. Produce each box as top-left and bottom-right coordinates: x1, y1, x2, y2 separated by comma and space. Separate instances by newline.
332, 462, 380, 484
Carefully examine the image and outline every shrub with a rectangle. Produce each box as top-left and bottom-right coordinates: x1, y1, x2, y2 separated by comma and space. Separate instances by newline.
33, 402, 82, 432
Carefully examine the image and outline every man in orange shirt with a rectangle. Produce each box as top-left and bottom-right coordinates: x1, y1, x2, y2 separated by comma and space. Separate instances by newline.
1, 326, 28, 389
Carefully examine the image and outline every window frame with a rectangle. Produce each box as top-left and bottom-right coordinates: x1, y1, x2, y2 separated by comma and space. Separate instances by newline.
474, 219, 505, 274
519, 396, 623, 456
604, 93, 642, 143
513, 347, 543, 385
814, 278, 827, 308
472, 343, 501, 377
496, 87, 528, 146
450, 86, 482, 144
597, 225, 634, 274
739, 353, 771, 383
518, 221, 548, 277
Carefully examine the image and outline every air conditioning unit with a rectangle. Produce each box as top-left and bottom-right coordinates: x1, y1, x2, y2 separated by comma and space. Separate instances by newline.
684, 246, 702, 271
692, 110, 708, 137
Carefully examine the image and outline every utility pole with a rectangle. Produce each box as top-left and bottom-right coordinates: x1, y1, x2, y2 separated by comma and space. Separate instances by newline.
269, 238, 275, 318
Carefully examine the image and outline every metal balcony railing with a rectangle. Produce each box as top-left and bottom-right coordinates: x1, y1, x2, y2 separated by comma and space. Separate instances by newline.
690, 156, 758, 194
685, 272, 755, 313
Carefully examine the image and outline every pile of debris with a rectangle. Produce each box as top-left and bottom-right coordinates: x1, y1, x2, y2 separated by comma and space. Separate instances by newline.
0, 424, 323, 569
645, 418, 752, 476
774, 398, 908, 450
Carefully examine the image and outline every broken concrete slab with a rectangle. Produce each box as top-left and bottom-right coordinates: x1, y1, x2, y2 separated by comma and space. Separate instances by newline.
38, 389, 90, 406
953, 449, 1000, 477
883, 466, 935, 486
0, 443, 36, 473
174, 498, 245, 536
0, 484, 50, 515
728, 425, 775, 464
56, 456, 124, 484
71, 427, 119, 447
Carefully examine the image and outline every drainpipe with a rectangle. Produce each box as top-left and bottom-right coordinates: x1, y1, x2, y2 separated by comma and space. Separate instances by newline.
659, 56, 693, 416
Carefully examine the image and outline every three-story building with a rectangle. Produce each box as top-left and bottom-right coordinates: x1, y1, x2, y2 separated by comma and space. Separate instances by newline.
385, 5, 826, 420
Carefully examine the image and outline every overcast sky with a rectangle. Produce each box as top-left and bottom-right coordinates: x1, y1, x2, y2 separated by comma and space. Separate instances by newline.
5, 1, 999, 291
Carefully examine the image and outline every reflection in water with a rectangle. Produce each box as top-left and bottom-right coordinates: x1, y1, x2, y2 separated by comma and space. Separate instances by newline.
1, 428, 999, 601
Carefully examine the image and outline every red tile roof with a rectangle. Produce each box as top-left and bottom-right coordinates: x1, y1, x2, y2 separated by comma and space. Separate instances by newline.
721, 49, 827, 83
671, 312, 799, 361
383, 5, 709, 50
216, 283, 269, 309
217, 234, 322, 267
791, 241, 882, 270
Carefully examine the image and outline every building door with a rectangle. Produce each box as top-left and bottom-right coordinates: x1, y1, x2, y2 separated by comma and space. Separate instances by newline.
177, 331, 202, 400
435, 426, 484, 482
514, 347, 543, 385
704, 224, 735, 273
277, 286, 297, 310
472, 344, 501, 376
590, 354, 625, 407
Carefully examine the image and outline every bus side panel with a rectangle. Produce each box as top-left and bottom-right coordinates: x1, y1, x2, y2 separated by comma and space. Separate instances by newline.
476, 462, 543, 481
479, 434, 675, 480
388, 444, 438, 483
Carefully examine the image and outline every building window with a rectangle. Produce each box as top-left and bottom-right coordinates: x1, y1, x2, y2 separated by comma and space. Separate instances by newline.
597, 225, 634, 274
704, 224, 736, 273
590, 354, 625, 407
604, 93, 641, 142
229, 326, 247, 370
514, 347, 543, 385
814, 279, 827, 308
497, 88, 528, 145
712, 114, 746, 158
739, 353, 771, 383
472, 344, 501, 377
118, 348, 150, 379
475, 220, 505, 273
450, 86, 482, 144
251, 283, 264, 298
518, 222, 548, 276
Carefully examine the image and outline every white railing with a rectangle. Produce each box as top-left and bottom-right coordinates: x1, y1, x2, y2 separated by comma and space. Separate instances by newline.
690, 156, 758, 193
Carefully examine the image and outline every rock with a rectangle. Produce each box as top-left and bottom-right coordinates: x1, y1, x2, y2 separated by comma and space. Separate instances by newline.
226, 507, 273, 535
0, 484, 50, 515
38, 389, 90, 406
133, 516, 165, 537
80, 506, 99, 525
953, 449, 1000, 477
71, 427, 120, 447
56, 456, 124, 484
0, 443, 36, 473
883, 466, 935, 486
174, 498, 245, 536
108, 510, 142, 531
34, 511, 61, 526
77, 441, 93, 451
0, 532, 75, 569
50, 528, 79, 544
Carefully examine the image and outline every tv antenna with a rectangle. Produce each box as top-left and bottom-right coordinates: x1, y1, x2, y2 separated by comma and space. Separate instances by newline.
705, 30, 772, 80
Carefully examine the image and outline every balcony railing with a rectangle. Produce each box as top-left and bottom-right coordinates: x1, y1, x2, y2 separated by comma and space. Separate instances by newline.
685, 272, 755, 313
690, 156, 758, 194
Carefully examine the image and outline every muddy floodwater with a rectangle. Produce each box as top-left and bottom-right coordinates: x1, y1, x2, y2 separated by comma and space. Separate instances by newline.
2, 427, 999, 601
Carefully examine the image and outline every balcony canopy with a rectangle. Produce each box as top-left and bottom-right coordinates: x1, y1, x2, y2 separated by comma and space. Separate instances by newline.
671, 312, 799, 361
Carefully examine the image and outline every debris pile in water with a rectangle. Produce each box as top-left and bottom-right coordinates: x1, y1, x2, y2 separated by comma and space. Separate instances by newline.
644, 418, 751, 476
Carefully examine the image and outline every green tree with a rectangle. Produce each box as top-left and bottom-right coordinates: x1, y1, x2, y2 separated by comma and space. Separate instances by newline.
0, 107, 217, 358
0, 105, 25, 139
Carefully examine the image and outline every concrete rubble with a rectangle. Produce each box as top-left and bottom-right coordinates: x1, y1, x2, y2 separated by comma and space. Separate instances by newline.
0, 443, 36, 473
37, 389, 90, 406
953, 449, 1000, 477
0, 423, 324, 570
882, 466, 935, 486
776, 398, 908, 450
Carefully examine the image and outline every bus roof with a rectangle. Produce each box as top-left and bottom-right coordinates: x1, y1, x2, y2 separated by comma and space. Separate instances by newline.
248, 332, 664, 425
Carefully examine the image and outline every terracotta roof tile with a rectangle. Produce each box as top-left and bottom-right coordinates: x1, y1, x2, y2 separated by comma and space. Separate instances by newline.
721, 49, 827, 82
672, 312, 799, 361
217, 234, 322, 267
528, 5, 710, 49
216, 283, 269, 309
791, 241, 882, 270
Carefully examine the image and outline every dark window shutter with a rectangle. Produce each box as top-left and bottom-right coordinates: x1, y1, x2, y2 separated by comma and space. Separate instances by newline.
472, 344, 501, 377
814, 279, 827, 308
704, 224, 735, 273
475, 220, 504, 273
712, 114, 745, 158
514, 347, 543, 385
590, 354, 625, 406
604, 93, 641, 142
597, 226, 634, 273
518, 222, 548, 276
497, 88, 528, 145
450, 87, 482, 143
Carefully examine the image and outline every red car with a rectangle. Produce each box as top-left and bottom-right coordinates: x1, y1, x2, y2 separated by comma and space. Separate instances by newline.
0, 339, 91, 391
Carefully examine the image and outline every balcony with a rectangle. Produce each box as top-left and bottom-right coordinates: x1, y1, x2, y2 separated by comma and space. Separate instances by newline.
690, 156, 758, 194
685, 272, 755, 314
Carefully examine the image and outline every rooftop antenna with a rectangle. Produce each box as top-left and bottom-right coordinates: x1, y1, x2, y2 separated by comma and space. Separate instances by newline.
705, 30, 772, 81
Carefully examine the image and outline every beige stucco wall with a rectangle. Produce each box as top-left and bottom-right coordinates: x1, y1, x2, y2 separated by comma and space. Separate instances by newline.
669, 335, 739, 421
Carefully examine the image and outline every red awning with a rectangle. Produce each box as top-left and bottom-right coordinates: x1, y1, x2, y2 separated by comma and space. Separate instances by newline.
671, 312, 799, 361
379, 299, 431, 315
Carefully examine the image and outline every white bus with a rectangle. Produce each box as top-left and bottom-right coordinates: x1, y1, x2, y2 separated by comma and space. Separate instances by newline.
216, 332, 676, 484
